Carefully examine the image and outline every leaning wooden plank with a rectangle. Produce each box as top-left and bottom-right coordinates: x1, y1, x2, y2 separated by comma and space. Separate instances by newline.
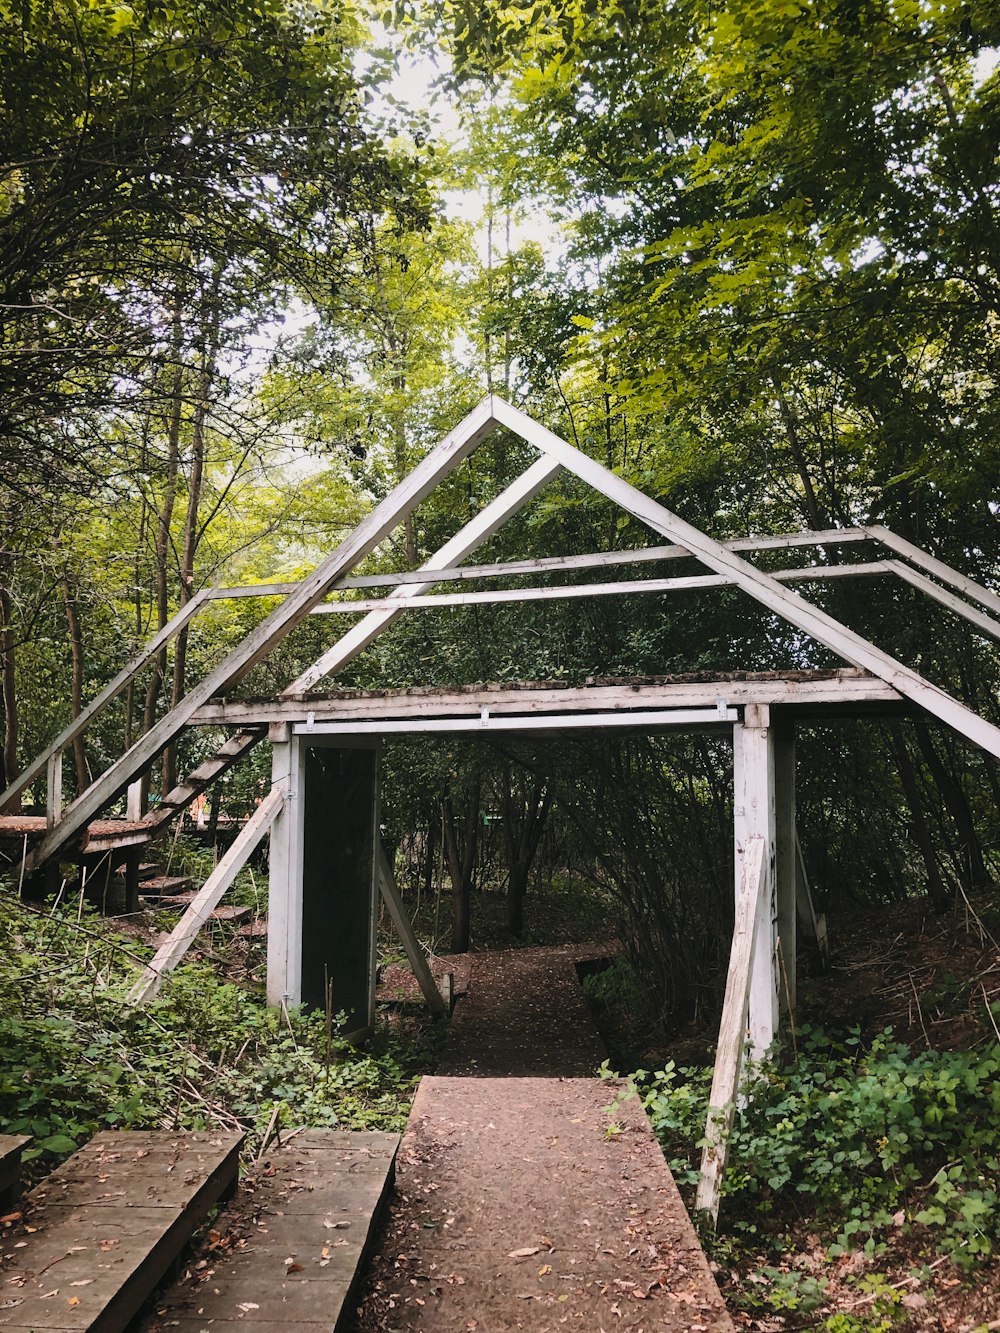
492, 396, 1000, 762
27, 400, 498, 870
869, 525, 1000, 620
0, 592, 210, 816
695, 837, 767, 1229
289, 454, 561, 692
377, 845, 448, 1019
0, 1129, 243, 1333
794, 832, 829, 969
309, 560, 893, 614
129, 787, 285, 1003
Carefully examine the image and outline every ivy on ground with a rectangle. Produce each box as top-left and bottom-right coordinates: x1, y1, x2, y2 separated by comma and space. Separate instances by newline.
0, 894, 435, 1173
618, 1024, 1000, 1266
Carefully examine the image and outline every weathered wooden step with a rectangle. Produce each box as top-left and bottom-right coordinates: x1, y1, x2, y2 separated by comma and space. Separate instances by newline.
235, 917, 268, 939
139, 1129, 397, 1331
146, 895, 252, 925
0, 1134, 29, 1209
0, 1129, 244, 1332
136, 864, 164, 881
138, 876, 193, 898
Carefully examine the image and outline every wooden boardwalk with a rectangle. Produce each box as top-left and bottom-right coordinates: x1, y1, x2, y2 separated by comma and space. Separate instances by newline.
142, 1130, 398, 1331
369, 1076, 733, 1331
353, 944, 734, 1331
0, 1130, 243, 1332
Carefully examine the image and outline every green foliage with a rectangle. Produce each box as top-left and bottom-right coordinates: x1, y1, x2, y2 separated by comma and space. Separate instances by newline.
0, 895, 430, 1172
628, 1027, 1000, 1264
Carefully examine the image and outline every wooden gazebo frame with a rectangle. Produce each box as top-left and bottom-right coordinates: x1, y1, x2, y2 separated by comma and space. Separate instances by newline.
4, 395, 1000, 1224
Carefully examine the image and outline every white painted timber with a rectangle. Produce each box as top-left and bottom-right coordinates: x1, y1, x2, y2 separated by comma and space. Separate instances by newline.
139, 456, 562, 845
886, 560, 1000, 642
45, 750, 62, 830
733, 706, 778, 1058
192, 673, 903, 726
869, 525, 1000, 620
129, 786, 285, 1003
287, 455, 561, 693
377, 845, 448, 1019
28, 400, 499, 867
328, 526, 872, 589
266, 728, 304, 1008
308, 561, 893, 615
491, 396, 1000, 761
695, 835, 767, 1228
0, 590, 210, 814
290, 708, 738, 737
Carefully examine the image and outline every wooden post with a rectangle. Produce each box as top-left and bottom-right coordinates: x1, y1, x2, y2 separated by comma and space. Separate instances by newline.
266, 724, 303, 1009
773, 712, 796, 1015
695, 836, 767, 1229
733, 705, 777, 1058
377, 844, 448, 1020
126, 780, 143, 821
45, 750, 62, 830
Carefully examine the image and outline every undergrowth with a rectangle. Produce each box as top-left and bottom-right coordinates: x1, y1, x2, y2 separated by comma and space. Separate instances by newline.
0, 892, 436, 1176
612, 1024, 1000, 1268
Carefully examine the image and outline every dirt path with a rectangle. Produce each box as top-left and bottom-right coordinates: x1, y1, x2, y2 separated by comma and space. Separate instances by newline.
350, 945, 733, 1331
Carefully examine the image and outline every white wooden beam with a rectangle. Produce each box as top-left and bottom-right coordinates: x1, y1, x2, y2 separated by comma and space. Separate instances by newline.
45, 751, 63, 830
733, 705, 778, 1058
869, 526, 1000, 620
292, 707, 737, 736
695, 835, 767, 1229
266, 726, 304, 1008
287, 454, 561, 693
129, 785, 285, 1003
377, 844, 448, 1020
0, 590, 211, 814
329, 526, 872, 589
308, 561, 893, 615
886, 560, 1000, 642
192, 672, 902, 726
491, 396, 1000, 762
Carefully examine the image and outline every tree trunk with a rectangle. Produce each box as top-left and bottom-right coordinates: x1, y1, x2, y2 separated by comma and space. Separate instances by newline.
141, 304, 184, 806
0, 557, 18, 809
914, 722, 991, 897
165, 275, 220, 793
442, 788, 480, 953
890, 726, 951, 910
503, 780, 552, 936
61, 575, 88, 794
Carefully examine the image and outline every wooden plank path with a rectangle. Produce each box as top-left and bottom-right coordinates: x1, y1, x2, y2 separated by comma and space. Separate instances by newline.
371, 1077, 733, 1331
352, 943, 734, 1331
142, 1130, 398, 1331
0, 1130, 243, 1332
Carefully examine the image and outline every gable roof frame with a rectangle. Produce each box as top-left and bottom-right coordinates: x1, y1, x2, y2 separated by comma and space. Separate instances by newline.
23, 391, 1000, 870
